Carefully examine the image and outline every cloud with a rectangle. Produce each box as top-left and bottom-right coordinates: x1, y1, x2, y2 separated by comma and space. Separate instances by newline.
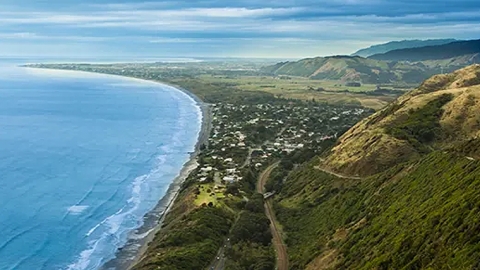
0, 32, 111, 42
1, 0, 480, 58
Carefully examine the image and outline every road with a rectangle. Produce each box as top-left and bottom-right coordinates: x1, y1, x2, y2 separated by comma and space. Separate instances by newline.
208, 238, 230, 270
257, 162, 289, 270
314, 165, 363, 180
242, 147, 261, 168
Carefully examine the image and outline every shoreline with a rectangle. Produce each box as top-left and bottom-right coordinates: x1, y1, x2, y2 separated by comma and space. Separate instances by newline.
102, 99, 211, 270
24, 67, 212, 270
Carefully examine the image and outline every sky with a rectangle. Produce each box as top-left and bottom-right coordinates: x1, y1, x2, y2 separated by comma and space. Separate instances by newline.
1, 0, 480, 59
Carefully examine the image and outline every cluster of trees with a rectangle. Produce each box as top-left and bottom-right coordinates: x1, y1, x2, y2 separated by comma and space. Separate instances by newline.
345, 82, 362, 87
226, 193, 275, 270
386, 93, 453, 149
266, 139, 336, 193
133, 206, 234, 270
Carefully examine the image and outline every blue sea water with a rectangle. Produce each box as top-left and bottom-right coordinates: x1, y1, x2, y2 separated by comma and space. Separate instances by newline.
0, 66, 201, 269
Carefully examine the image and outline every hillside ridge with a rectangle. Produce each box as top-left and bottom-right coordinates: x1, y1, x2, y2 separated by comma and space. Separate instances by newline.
261, 55, 478, 84
322, 64, 480, 177
352, 39, 458, 57
369, 39, 480, 61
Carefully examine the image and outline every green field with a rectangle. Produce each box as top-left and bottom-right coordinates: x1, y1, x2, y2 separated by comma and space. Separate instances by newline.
198, 74, 403, 109
194, 183, 226, 207
199, 75, 383, 93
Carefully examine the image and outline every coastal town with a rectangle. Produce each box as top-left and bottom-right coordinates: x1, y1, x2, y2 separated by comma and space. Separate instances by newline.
190, 100, 373, 208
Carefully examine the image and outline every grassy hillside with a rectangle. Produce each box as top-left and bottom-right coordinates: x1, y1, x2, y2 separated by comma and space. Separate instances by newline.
352, 39, 457, 57
323, 64, 480, 177
275, 149, 480, 270
370, 39, 480, 61
272, 64, 480, 269
261, 56, 440, 84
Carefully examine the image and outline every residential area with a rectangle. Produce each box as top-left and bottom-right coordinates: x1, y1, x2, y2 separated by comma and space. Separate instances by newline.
191, 100, 373, 206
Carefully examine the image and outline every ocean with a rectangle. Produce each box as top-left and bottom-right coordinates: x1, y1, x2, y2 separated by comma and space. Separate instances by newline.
0, 65, 202, 269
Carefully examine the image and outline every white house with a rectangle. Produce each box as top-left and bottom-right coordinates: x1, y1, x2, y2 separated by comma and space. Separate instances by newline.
200, 166, 213, 172
223, 176, 235, 182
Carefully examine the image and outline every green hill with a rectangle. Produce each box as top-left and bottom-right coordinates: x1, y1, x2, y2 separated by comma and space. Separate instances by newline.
261, 56, 434, 84
369, 39, 480, 62
272, 65, 480, 269
352, 39, 457, 57
323, 64, 480, 177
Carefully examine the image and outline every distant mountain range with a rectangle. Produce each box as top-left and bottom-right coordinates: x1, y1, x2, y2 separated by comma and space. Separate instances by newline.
352, 39, 458, 57
262, 39, 480, 85
261, 56, 442, 84
369, 39, 480, 62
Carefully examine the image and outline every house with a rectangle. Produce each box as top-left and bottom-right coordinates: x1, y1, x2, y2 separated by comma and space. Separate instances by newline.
223, 176, 235, 182
200, 166, 213, 172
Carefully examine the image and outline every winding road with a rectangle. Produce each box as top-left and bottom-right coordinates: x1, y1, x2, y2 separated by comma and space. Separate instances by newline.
256, 162, 289, 270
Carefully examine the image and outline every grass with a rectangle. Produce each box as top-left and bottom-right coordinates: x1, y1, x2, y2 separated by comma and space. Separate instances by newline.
194, 183, 226, 207
198, 75, 402, 110
198, 75, 383, 93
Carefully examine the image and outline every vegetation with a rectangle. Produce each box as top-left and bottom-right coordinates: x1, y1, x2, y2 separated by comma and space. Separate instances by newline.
322, 65, 480, 177
133, 204, 234, 270
225, 242, 275, 270
260, 55, 446, 85
226, 194, 275, 270
275, 149, 480, 269
386, 93, 453, 149
265, 139, 336, 193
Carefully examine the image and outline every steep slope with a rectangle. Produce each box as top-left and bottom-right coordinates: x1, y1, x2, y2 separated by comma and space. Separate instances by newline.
273, 65, 480, 269
322, 64, 480, 177
261, 56, 426, 84
276, 149, 480, 270
370, 39, 480, 61
352, 39, 457, 57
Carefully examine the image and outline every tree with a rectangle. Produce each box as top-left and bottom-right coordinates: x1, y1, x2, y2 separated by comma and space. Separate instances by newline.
225, 183, 240, 196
